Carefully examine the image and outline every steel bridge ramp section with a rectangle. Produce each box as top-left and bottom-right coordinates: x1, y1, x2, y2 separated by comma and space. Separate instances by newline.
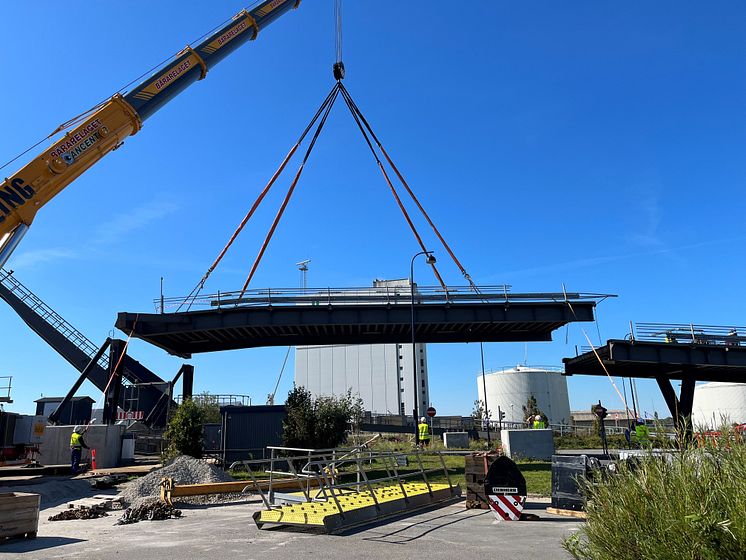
254, 482, 461, 533
117, 288, 607, 356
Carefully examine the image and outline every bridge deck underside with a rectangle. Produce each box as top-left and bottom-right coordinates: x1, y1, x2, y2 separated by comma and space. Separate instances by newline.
116, 301, 595, 358
563, 340, 746, 382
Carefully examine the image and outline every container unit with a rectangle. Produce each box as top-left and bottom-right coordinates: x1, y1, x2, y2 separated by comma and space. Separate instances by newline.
477, 365, 571, 425
220, 405, 286, 464
551, 454, 601, 511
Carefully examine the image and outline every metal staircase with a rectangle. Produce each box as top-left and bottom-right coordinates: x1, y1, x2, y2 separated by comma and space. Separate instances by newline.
1, 268, 109, 369
0, 268, 171, 424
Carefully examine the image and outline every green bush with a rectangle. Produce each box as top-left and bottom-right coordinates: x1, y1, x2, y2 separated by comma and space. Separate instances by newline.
554, 432, 670, 450
163, 398, 206, 461
282, 386, 363, 450
564, 432, 746, 560
193, 391, 222, 424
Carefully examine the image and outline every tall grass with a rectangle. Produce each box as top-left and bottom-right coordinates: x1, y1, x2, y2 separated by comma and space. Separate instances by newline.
564, 431, 746, 560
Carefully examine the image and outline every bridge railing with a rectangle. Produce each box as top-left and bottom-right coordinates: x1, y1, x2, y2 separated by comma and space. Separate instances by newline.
630, 322, 746, 347
156, 285, 611, 313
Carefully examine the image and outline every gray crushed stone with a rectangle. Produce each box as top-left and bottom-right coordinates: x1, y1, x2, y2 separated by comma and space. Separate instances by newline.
120, 456, 234, 507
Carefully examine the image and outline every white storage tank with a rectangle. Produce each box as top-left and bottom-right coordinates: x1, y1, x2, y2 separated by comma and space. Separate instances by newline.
476, 365, 571, 425
692, 382, 746, 429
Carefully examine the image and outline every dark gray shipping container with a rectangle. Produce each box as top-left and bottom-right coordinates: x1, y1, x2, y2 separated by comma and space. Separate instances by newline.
203, 423, 222, 452
551, 454, 602, 511
220, 405, 286, 464
0, 412, 18, 447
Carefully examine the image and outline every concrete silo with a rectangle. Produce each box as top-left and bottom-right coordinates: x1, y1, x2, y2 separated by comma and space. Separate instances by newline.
476, 365, 571, 425
692, 382, 746, 429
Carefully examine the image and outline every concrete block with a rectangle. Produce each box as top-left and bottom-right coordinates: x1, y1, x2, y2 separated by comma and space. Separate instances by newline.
39, 425, 125, 468
500, 429, 554, 461
443, 432, 469, 448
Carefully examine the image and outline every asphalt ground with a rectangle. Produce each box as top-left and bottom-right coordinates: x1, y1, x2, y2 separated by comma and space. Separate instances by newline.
2, 497, 582, 559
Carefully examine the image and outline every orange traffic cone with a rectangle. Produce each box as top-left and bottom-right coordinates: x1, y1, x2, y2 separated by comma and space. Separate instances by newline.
91, 449, 97, 471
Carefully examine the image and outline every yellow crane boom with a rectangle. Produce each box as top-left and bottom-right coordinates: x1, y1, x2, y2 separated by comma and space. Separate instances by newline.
0, 0, 301, 267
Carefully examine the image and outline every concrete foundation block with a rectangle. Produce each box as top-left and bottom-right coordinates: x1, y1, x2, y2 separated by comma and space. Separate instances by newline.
39, 425, 125, 468
500, 429, 554, 461
443, 432, 469, 449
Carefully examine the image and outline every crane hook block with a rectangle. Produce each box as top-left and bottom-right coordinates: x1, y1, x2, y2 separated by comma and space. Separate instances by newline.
333, 61, 345, 81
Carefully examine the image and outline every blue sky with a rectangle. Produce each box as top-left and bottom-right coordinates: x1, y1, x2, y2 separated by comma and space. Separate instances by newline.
1, 1, 745, 417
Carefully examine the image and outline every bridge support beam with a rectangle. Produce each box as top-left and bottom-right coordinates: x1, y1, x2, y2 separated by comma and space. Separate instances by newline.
655, 373, 696, 440
49, 338, 112, 425
182, 365, 194, 401
103, 339, 126, 425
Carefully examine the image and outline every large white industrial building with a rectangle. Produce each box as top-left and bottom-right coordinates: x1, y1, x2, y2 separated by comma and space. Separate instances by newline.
294, 279, 430, 416
692, 382, 746, 428
476, 365, 571, 425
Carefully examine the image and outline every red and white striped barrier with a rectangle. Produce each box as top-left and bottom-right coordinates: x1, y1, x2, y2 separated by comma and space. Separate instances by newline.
487, 486, 526, 521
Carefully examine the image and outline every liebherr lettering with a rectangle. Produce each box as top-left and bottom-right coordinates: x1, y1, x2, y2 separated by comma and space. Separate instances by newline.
0, 178, 35, 224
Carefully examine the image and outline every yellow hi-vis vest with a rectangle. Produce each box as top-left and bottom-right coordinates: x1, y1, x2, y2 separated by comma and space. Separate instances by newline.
418, 422, 430, 441
635, 424, 650, 444
533, 420, 546, 429
70, 432, 83, 449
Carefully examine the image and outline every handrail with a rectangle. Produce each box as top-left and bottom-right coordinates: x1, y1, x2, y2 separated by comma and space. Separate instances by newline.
154, 284, 613, 312
631, 322, 746, 346
0, 268, 109, 369
231, 447, 456, 517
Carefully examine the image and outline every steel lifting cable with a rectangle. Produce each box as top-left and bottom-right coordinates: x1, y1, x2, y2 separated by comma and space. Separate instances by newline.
563, 284, 633, 418
178, 84, 342, 311
337, 86, 447, 290
335, 0, 343, 64
238, 85, 342, 297
338, 84, 478, 291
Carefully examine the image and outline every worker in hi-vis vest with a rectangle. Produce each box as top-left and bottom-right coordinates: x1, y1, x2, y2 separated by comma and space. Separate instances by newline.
532, 415, 546, 429
70, 425, 89, 474
418, 417, 430, 447
634, 419, 650, 447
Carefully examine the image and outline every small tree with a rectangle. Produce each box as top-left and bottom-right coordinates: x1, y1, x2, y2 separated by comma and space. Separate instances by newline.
522, 395, 547, 425
282, 386, 364, 449
283, 386, 315, 449
163, 398, 206, 460
472, 399, 486, 421
195, 391, 221, 424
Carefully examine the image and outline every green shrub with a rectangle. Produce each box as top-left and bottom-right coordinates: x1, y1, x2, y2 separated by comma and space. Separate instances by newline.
554, 432, 670, 450
193, 391, 222, 424
282, 386, 363, 450
564, 431, 746, 560
162, 398, 206, 461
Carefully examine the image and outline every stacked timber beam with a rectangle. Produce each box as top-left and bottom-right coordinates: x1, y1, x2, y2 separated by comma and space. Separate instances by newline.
464, 451, 502, 509
0, 492, 40, 541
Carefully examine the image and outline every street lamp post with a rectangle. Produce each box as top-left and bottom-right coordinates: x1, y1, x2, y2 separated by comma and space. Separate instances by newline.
480, 342, 490, 444
410, 250, 436, 444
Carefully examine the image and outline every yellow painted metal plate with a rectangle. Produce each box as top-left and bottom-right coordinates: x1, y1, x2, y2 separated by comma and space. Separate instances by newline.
257, 483, 452, 527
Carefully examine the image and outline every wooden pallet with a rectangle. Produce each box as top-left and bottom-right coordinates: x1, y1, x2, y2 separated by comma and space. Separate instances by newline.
546, 507, 587, 519
464, 452, 501, 509
0, 492, 40, 541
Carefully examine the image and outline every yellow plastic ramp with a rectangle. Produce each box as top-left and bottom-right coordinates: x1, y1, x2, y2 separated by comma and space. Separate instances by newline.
253, 482, 460, 533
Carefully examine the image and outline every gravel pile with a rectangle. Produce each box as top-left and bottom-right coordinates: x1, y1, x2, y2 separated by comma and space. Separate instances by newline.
121, 455, 234, 506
